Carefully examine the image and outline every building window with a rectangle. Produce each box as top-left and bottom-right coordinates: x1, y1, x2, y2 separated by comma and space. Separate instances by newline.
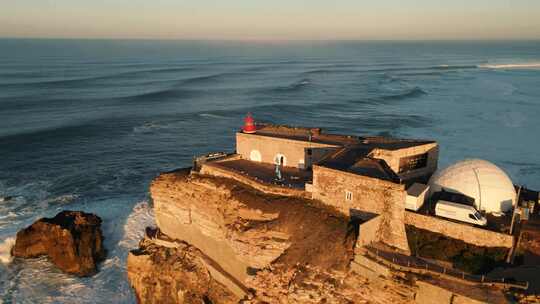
345, 190, 353, 201
398, 153, 428, 173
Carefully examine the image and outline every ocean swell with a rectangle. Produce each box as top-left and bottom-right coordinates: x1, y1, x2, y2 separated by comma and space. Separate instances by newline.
0, 67, 197, 88
302, 64, 478, 76
380, 87, 427, 101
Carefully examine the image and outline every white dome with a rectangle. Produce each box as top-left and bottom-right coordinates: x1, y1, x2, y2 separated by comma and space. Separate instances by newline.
428, 159, 516, 213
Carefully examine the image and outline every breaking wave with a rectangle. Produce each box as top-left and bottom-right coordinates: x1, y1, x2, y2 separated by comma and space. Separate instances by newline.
132, 121, 169, 133
199, 113, 227, 119
274, 78, 312, 92
302, 64, 477, 76
0, 237, 15, 264
478, 63, 540, 69
42, 194, 79, 206
118, 201, 155, 249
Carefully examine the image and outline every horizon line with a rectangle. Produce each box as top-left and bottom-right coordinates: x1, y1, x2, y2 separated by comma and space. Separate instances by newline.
1, 36, 540, 43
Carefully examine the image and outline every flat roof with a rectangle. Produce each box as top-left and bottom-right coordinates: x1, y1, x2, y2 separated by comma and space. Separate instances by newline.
209, 159, 311, 189
242, 124, 435, 149
347, 158, 400, 182
240, 123, 436, 183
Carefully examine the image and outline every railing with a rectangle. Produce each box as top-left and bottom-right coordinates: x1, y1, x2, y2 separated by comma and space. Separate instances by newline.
363, 246, 529, 290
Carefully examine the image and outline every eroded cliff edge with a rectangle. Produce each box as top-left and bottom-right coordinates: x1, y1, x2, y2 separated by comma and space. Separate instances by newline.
127, 169, 417, 303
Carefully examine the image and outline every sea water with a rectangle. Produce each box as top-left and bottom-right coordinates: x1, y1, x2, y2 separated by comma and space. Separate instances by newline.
0, 39, 539, 303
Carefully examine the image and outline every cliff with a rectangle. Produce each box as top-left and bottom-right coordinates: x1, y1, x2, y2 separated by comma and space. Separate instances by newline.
127, 236, 239, 304
127, 169, 418, 303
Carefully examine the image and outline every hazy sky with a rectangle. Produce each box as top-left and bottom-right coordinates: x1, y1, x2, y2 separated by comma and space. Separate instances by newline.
1, 0, 539, 40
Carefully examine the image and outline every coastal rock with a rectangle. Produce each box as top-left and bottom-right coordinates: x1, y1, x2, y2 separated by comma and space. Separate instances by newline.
127, 237, 240, 304
150, 169, 356, 284
11, 210, 106, 276
129, 169, 515, 303
128, 169, 419, 303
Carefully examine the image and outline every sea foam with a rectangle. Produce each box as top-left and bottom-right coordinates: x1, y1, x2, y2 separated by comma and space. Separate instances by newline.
118, 201, 155, 249
479, 63, 540, 69
0, 237, 15, 264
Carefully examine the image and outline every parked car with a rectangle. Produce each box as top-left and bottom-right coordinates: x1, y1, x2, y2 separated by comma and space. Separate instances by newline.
435, 200, 487, 226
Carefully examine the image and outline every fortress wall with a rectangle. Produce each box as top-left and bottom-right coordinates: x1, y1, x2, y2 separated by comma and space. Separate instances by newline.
236, 132, 338, 169
404, 211, 513, 248
199, 163, 309, 198
369, 143, 439, 182
312, 165, 410, 253
357, 215, 382, 248
312, 165, 405, 215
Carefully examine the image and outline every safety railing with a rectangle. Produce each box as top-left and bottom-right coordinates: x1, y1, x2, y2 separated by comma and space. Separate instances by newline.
363, 246, 529, 290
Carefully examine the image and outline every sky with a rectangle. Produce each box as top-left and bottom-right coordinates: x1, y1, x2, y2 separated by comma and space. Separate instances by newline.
0, 0, 539, 40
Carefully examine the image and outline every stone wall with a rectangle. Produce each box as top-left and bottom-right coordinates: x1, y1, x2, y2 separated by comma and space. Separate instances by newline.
357, 215, 382, 247
199, 163, 309, 198
404, 211, 513, 248
236, 132, 338, 169
369, 142, 438, 182
312, 165, 410, 253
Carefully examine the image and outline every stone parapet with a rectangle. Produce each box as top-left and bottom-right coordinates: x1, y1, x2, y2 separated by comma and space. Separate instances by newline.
404, 211, 513, 248
199, 163, 310, 199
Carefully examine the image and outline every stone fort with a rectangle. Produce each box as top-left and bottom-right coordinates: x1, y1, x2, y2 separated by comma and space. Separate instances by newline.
192, 114, 516, 254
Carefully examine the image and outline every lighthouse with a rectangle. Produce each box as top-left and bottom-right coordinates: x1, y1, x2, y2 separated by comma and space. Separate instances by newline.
242, 113, 257, 134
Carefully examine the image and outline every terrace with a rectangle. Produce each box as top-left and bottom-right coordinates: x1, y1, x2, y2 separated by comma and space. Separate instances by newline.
203, 158, 311, 190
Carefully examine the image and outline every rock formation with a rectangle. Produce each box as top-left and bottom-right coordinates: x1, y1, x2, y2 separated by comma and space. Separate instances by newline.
128, 236, 240, 304
127, 169, 418, 303
12, 210, 106, 276
127, 168, 525, 303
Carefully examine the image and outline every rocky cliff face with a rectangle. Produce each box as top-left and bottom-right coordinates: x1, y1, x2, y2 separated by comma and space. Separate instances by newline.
127, 237, 239, 304
151, 169, 355, 283
12, 210, 106, 276
127, 169, 418, 303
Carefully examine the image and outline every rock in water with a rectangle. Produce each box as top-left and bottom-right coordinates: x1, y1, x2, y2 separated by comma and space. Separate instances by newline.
11, 210, 106, 276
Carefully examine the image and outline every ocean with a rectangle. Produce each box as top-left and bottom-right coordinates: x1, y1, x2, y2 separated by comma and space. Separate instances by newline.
0, 39, 539, 303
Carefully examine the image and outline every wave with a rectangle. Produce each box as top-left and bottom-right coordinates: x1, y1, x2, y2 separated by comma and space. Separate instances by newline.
380, 87, 427, 101
434, 64, 477, 70
42, 194, 79, 206
273, 78, 312, 93
180, 73, 230, 85
121, 87, 201, 102
478, 63, 540, 69
302, 69, 360, 75
0, 196, 14, 203
302, 64, 477, 76
118, 201, 155, 249
132, 121, 172, 134
199, 113, 227, 119
0, 67, 197, 87
0, 237, 15, 264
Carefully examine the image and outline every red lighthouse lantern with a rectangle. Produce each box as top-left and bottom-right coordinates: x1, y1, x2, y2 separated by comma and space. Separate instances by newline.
243, 113, 257, 134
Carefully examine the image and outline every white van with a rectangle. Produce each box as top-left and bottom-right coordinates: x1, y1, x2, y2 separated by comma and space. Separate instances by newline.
435, 200, 487, 226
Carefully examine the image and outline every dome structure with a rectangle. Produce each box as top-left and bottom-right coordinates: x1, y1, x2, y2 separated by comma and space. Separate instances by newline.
428, 159, 516, 213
